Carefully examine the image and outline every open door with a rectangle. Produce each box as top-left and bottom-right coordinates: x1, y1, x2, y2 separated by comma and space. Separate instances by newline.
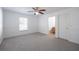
48, 16, 56, 38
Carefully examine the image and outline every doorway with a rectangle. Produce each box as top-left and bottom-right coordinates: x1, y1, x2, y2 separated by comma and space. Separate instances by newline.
48, 16, 56, 38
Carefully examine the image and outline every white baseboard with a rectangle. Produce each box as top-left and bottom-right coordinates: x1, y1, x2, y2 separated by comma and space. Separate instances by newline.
4, 32, 43, 39
58, 37, 79, 45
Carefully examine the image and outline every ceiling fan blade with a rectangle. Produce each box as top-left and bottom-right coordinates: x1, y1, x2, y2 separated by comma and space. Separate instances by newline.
39, 11, 44, 14
39, 9, 46, 11
36, 7, 39, 10
32, 7, 39, 10
32, 7, 36, 10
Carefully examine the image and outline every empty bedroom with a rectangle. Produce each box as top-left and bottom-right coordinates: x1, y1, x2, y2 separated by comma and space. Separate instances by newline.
0, 7, 79, 51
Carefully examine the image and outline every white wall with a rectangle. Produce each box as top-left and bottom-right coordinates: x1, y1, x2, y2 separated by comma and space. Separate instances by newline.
3, 10, 38, 38
0, 8, 3, 44
3, 8, 79, 44
38, 15, 49, 34
39, 8, 79, 44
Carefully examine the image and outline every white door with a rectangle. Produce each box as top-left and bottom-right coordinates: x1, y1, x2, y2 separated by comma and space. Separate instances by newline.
58, 14, 71, 40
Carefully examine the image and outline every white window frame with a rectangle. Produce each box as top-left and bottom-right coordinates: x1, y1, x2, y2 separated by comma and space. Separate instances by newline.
19, 17, 28, 31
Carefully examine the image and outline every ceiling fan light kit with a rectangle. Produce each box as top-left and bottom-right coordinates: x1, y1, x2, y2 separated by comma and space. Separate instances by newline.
34, 12, 39, 15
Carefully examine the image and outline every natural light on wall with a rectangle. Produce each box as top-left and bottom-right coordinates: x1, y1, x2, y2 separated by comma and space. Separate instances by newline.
48, 16, 55, 30
19, 17, 28, 31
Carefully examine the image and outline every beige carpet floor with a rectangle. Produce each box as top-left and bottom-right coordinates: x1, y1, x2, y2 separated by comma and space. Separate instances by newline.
0, 32, 79, 51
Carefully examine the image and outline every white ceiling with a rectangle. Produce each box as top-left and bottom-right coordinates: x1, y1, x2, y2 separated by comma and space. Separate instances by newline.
3, 7, 70, 15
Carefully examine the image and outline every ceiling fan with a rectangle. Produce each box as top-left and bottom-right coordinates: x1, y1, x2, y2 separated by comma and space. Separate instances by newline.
27, 7, 46, 15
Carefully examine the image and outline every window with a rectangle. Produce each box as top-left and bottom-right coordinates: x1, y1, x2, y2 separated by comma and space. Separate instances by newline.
19, 17, 28, 31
